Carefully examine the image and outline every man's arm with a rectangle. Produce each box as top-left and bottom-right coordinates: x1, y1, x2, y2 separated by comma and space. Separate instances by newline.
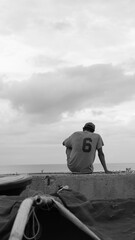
63, 137, 72, 161
62, 136, 72, 149
98, 147, 111, 174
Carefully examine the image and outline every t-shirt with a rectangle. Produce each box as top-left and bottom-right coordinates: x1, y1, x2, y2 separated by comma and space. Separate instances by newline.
63, 131, 104, 173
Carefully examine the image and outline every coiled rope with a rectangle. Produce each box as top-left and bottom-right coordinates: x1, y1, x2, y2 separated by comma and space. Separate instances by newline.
23, 206, 40, 240
23, 195, 54, 240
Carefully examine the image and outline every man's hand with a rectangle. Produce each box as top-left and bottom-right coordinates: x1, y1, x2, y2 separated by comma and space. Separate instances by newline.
105, 170, 113, 174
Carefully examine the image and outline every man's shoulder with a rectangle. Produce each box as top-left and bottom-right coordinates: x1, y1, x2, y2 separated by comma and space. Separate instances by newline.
72, 131, 102, 139
72, 131, 83, 136
93, 132, 100, 136
93, 133, 104, 146
92, 132, 102, 139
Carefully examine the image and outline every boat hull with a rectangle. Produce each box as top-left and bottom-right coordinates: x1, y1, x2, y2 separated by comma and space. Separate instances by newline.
0, 174, 32, 195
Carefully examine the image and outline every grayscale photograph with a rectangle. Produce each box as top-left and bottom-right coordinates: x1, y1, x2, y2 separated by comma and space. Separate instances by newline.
0, 1, 135, 239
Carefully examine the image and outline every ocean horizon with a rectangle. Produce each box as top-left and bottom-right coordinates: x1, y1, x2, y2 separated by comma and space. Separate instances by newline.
0, 162, 135, 174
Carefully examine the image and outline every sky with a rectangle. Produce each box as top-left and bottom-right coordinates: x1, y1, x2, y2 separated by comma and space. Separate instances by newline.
0, 0, 135, 166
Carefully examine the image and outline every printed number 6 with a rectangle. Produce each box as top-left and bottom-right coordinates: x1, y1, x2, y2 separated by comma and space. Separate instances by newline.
82, 138, 92, 152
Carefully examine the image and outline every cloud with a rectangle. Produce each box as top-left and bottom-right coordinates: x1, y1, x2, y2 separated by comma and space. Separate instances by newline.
0, 64, 135, 123
120, 58, 135, 74
0, 0, 135, 70
0, 0, 73, 35
52, 20, 73, 31
30, 54, 67, 68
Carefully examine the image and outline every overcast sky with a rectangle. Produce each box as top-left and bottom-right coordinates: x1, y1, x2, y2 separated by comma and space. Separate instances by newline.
0, 0, 135, 167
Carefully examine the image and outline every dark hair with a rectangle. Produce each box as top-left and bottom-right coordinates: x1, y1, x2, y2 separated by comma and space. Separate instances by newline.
83, 126, 95, 132
83, 122, 95, 132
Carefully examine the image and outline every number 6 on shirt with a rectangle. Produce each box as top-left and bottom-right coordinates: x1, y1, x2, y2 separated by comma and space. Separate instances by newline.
82, 138, 92, 152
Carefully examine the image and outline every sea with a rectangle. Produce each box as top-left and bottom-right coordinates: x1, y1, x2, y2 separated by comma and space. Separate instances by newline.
0, 162, 135, 174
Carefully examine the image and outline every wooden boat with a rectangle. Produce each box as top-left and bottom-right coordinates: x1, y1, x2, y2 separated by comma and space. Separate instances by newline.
9, 194, 101, 240
7, 185, 135, 240
1, 173, 135, 240
0, 174, 32, 195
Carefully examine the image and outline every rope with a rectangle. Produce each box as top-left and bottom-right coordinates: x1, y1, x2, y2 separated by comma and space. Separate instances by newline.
23, 206, 40, 240
23, 195, 54, 240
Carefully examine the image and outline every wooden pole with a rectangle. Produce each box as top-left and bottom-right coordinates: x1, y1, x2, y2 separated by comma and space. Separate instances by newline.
40, 196, 101, 240
9, 198, 34, 240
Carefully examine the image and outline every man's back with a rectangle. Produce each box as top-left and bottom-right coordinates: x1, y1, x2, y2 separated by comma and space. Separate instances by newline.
63, 130, 104, 173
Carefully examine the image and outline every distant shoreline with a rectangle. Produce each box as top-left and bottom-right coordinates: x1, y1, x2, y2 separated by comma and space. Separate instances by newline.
0, 163, 135, 175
